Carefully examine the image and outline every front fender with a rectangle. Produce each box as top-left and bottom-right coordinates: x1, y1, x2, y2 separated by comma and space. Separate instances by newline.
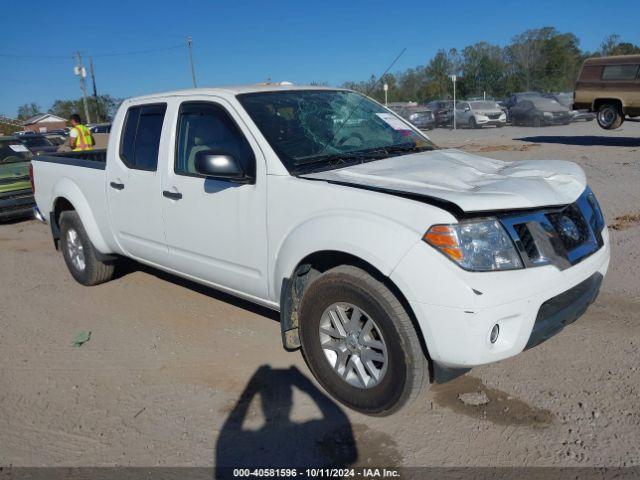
50, 178, 110, 254
271, 210, 421, 301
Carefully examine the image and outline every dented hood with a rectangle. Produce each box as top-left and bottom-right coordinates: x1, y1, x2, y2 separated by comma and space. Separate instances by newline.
300, 149, 587, 213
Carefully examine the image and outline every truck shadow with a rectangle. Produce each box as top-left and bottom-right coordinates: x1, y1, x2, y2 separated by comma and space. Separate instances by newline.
214, 365, 358, 478
515, 135, 640, 147
114, 259, 279, 322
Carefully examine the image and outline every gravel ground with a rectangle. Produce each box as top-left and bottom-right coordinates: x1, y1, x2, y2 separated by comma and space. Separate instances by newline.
1, 120, 639, 470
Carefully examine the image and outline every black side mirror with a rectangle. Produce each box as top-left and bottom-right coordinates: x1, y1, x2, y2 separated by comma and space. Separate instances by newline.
194, 150, 252, 183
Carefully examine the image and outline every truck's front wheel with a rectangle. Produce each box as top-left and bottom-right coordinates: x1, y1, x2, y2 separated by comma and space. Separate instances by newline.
59, 211, 115, 286
298, 265, 429, 416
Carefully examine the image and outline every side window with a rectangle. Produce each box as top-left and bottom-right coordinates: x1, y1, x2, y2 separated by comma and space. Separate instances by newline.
602, 64, 639, 81
175, 102, 255, 177
119, 103, 167, 171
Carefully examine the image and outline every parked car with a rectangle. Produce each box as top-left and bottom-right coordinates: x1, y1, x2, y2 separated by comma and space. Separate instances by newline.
543, 92, 595, 122
0, 136, 35, 221
425, 100, 454, 126
509, 97, 572, 126
89, 123, 111, 134
503, 92, 542, 109
391, 106, 435, 130
573, 54, 640, 130
31, 86, 609, 415
46, 129, 69, 137
455, 100, 506, 128
18, 134, 59, 155
43, 133, 67, 146
89, 123, 111, 149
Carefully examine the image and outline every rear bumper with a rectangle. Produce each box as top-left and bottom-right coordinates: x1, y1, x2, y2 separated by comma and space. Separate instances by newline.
0, 189, 35, 221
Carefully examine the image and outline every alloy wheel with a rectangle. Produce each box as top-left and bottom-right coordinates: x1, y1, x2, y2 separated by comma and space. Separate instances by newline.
66, 228, 86, 271
318, 302, 388, 389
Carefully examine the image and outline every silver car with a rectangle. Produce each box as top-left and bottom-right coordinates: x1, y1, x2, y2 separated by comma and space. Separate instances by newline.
455, 100, 507, 128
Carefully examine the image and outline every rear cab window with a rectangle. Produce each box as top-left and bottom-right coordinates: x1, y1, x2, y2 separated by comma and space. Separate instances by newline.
119, 103, 167, 171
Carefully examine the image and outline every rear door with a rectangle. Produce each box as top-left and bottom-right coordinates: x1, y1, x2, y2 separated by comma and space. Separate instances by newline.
107, 103, 169, 264
159, 97, 269, 299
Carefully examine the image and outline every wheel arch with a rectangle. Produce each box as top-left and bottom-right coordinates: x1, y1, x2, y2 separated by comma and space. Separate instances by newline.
593, 97, 623, 111
279, 249, 433, 378
49, 179, 110, 253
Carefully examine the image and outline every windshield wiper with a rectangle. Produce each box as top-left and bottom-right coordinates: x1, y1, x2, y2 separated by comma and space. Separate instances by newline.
293, 148, 390, 175
293, 144, 435, 175
382, 143, 434, 155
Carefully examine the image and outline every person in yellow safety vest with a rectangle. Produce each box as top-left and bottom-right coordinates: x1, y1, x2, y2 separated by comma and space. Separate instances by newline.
68, 114, 95, 151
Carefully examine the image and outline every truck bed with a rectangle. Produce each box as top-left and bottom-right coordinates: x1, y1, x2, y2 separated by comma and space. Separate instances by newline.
33, 149, 107, 170
31, 148, 116, 255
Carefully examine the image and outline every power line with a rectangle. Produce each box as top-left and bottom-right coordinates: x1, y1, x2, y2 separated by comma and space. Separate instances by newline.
0, 44, 184, 59
0, 53, 72, 59
90, 44, 184, 58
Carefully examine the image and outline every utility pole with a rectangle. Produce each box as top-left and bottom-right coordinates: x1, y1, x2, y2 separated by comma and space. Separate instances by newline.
187, 36, 197, 88
74, 51, 91, 124
89, 59, 103, 123
450, 74, 457, 130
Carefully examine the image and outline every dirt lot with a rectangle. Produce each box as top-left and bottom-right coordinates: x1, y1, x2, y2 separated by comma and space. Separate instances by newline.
1, 120, 639, 471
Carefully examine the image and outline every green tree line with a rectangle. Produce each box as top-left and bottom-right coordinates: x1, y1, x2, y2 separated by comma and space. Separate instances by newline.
343, 29, 640, 104
15, 95, 122, 124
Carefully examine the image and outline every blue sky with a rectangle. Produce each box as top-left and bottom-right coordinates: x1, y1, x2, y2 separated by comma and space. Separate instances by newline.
2, 0, 639, 117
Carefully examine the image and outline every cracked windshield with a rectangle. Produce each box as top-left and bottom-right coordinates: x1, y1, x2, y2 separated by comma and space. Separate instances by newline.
238, 90, 436, 174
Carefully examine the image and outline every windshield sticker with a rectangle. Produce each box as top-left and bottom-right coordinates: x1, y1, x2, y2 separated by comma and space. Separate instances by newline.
376, 113, 411, 131
9, 144, 29, 153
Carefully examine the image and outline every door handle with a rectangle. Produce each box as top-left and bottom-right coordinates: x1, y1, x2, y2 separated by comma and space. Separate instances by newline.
163, 190, 183, 200
110, 181, 125, 190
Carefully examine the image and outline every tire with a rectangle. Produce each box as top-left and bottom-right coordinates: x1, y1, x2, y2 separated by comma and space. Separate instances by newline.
468, 117, 478, 129
597, 103, 624, 130
59, 211, 115, 286
298, 265, 429, 416
533, 116, 542, 128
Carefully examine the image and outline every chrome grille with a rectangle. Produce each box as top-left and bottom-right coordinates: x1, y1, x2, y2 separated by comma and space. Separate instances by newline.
500, 188, 605, 270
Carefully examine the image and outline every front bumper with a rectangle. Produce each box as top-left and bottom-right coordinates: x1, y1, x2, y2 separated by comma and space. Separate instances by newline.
0, 189, 35, 221
390, 228, 610, 368
476, 117, 506, 126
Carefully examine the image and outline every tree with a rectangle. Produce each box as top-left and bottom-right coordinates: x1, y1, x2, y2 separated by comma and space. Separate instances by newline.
506, 27, 581, 93
600, 34, 640, 56
460, 42, 506, 98
424, 49, 458, 99
341, 27, 609, 103
48, 95, 122, 123
17, 103, 42, 120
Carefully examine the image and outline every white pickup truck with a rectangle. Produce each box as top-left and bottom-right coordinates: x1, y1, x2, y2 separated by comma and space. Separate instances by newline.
31, 85, 610, 415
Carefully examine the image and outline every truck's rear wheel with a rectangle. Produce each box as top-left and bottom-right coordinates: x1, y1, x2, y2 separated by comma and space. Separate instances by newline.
597, 103, 624, 130
59, 211, 115, 286
298, 265, 429, 416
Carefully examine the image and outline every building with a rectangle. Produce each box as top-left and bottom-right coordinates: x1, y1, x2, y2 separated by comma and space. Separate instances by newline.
22, 113, 67, 133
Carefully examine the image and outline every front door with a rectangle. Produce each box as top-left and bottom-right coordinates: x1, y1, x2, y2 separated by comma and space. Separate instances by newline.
160, 98, 268, 300
106, 103, 168, 264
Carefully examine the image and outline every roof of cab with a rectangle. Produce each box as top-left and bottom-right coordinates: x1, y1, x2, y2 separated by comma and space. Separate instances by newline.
583, 54, 640, 66
126, 83, 347, 103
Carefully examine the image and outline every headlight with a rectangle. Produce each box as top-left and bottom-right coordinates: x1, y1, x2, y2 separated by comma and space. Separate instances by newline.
586, 188, 605, 232
543, 112, 553, 117
423, 219, 523, 271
